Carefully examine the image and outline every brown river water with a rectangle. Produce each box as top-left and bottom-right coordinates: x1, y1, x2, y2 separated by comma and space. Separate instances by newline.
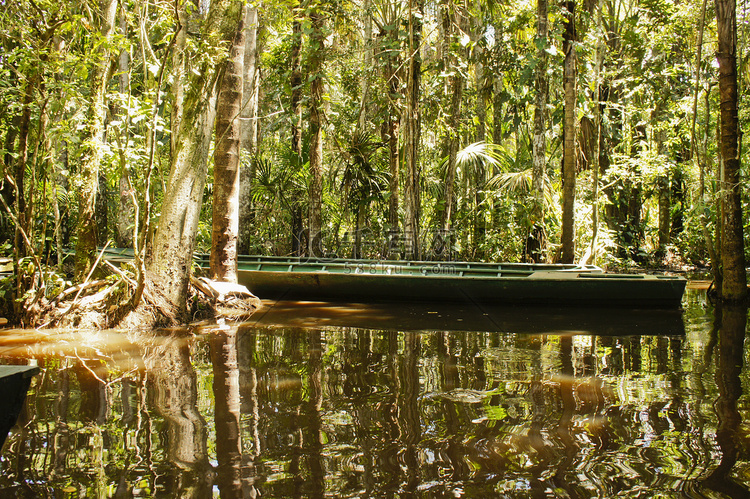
0, 286, 749, 498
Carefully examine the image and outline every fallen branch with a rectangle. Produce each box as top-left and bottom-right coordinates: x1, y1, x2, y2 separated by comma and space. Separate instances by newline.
53, 279, 109, 305
104, 260, 138, 288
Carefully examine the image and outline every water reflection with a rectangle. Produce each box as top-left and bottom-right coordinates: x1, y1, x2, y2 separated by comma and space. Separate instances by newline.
210, 327, 244, 498
0, 294, 748, 497
703, 305, 748, 498
252, 300, 687, 336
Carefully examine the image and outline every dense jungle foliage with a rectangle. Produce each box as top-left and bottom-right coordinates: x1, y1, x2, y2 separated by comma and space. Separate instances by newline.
0, 0, 748, 322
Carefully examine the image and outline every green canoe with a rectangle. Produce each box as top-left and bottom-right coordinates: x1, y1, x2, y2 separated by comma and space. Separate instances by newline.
194, 255, 687, 309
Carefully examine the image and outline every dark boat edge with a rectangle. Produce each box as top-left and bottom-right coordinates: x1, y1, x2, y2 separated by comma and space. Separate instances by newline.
0, 365, 39, 450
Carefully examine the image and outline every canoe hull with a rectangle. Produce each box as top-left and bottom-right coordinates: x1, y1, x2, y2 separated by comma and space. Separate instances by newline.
237, 268, 687, 309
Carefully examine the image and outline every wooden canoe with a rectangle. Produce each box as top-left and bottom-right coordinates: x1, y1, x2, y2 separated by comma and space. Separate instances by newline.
193, 255, 687, 309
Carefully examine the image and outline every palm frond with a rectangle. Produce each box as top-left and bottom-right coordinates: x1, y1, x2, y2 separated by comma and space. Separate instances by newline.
487, 168, 533, 194
455, 141, 503, 171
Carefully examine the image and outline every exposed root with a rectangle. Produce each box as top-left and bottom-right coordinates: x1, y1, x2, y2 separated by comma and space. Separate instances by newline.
24, 266, 261, 331
189, 276, 261, 322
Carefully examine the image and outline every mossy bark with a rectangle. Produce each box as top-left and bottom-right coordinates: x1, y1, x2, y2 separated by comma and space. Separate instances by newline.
145, 0, 245, 321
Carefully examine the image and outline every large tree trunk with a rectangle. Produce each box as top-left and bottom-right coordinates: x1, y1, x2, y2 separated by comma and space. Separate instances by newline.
145, 0, 245, 320
560, 0, 577, 264
530, 0, 549, 263
715, 0, 746, 302
238, 5, 260, 256
211, 6, 246, 283
404, 0, 423, 260
307, 6, 326, 257
74, 0, 117, 279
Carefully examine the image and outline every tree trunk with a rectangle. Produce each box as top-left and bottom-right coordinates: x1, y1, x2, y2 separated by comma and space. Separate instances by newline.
386, 108, 400, 236
404, 0, 423, 260
560, 0, 577, 264
379, 16, 402, 247
531, 0, 549, 262
492, 74, 504, 145
657, 174, 670, 254
358, 0, 373, 131
238, 5, 260, 256
715, 0, 746, 302
145, 0, 245, 319
473, 5, 486, 144
211, 6, 246, 283
75, 0, 117, 279
587, 0, 604, 265
440, 2, 463, 234
14, 81, 34, 261
472, 8, 487, 258
308, 6, 326, 257
114, 11, 134, 249
290, 2, 305, 256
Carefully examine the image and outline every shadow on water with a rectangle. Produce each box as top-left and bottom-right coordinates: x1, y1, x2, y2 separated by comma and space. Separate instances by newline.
0, 290, 750, 497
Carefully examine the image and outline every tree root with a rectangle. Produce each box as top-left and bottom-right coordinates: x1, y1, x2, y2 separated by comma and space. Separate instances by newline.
24, 266, 261, 331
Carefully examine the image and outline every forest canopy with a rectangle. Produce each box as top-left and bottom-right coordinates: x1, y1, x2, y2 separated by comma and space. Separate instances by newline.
0, 0, 747, 325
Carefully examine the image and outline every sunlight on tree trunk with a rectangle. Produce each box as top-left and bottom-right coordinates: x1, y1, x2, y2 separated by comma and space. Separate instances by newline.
715, 0, 746, 302
211, 6, 246, 283
147, 0, 244, 318
308, 6, 325, 257
560, 0, 577, 264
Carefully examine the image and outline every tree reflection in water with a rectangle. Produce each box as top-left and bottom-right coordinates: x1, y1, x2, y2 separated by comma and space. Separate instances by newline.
210, 326, 243, 498
145, 330, 211, 497
703, 304, 749, 498
1, 299, 750, 497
